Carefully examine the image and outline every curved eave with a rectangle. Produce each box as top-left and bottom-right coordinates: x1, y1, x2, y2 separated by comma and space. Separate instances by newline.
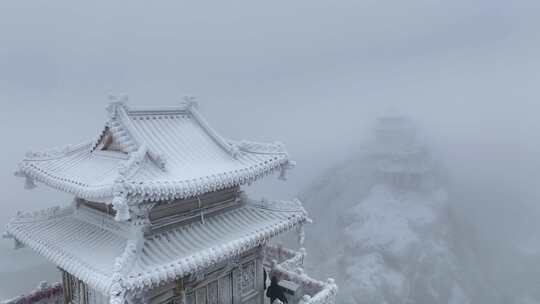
124, 205, 307, 291
5, 210, 114, 294
18, 152, 289, 203
18, 162, 115, 200
127, 153, 290, 202
17, 141, 116, 200
4, 199, 307, 295
17, 137, 292, 204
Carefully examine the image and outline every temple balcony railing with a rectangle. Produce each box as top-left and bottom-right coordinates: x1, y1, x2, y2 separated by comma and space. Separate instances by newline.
264, 244, 306, 271
264, 245, 338, 304
1, 282, 63, 304
3, 246, 337, 304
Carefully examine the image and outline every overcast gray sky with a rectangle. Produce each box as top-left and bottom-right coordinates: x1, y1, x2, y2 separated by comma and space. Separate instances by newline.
1, 0, 540, 299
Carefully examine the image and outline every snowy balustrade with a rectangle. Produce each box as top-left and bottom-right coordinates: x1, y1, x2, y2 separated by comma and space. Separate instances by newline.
1, 282, 63, 304
264, 246, 337, 304
264, 245, 306, 271
270, 264, 337, 304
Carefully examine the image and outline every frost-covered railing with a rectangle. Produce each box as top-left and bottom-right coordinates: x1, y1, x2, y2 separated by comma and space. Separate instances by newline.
264, 244, 306, 270
270, 264, 337, 304
264, 245, 337, 304
1, 282, 63, 304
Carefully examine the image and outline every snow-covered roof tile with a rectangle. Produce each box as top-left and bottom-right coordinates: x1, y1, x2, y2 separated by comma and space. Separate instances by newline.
5, 206, 128, 293
5, 199, 307, 293
125, 200, 307, 290
16, 102, 292, 203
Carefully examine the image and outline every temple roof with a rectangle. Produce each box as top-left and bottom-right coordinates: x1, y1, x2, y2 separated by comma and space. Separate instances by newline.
16, 101, 293, 210
5, 199, 308, 294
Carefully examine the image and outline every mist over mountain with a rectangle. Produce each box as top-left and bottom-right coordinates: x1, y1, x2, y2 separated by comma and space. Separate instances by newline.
1, 1, 540, 302
300, 114, 540, 304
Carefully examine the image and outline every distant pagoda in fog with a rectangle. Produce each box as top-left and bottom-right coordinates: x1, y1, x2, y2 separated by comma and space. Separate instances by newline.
366, 112, 432, 189
4, 99, 337, 304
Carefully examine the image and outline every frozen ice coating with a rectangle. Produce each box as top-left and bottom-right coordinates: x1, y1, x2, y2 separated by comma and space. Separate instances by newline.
5, 200, 307, 293
3, 103, 336, 304
14, 102, 293, 220
1, 1, 539, 303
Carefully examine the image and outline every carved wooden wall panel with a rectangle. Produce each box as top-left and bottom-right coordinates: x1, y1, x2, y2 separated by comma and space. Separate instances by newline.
241, 261, 256, 295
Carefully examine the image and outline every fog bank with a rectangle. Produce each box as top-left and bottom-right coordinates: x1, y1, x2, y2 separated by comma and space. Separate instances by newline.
1, 0, 540, 300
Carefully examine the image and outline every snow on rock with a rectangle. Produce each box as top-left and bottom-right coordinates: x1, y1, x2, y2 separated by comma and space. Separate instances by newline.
337, 184, 465, 304
344, 253, 405, 302
343, 185, 435, 257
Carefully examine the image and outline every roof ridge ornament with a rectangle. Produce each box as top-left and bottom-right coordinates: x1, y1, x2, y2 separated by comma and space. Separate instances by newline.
234, 140, 288, 155
109, 237, 140, 304
112, 180, 130, 222
118, 145, 148, 177
279, 160, 296, 181
14, 169, 37, 190
107, 94, 129, 119
182, 95, 198, 110
3, 231, 24, 249
113, 145, 149, 221
229, 142, 240, 159
147, 150, 167, 170
182, 96, 242, 159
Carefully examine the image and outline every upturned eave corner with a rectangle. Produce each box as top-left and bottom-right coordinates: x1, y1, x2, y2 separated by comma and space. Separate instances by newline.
1, 230, 22, 250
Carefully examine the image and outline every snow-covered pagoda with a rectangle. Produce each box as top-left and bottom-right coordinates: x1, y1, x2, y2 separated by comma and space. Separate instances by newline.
4, 100, 337, 304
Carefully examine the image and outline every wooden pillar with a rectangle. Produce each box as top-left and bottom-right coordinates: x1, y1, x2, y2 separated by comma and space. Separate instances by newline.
60, 269, 71, 304
232, 258, 241, 304
174, 278, 186, 304
256, 246, 265, 304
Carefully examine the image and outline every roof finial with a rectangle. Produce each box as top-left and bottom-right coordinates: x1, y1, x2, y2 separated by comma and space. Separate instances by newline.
107, 94, 129, 119
183, 95, 198, 110
109, 94, 129, 104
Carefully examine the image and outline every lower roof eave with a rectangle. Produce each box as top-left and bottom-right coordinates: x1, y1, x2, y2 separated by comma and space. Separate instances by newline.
5, 199, 308, 295
123, 214, 307, 292
6, 225, 114, 295
5, 206, 120, 295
